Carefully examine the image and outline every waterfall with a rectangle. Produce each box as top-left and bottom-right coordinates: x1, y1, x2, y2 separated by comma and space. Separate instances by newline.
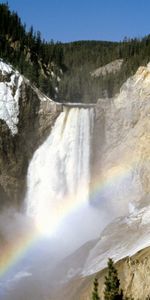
26, 107, 94, 237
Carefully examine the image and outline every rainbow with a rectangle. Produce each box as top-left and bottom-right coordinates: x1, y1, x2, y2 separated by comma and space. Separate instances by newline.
0, 230, 38, 280
0, 161, 140, 281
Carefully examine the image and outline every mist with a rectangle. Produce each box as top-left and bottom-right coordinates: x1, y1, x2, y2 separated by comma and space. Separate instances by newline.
0, 201, 108, 300
0, 107, 131, 300
0, 174, 131, 300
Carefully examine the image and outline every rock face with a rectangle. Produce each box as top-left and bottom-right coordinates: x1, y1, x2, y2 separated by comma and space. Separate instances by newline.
0, 61, 62, 206
81, 63, 150, 298
91, 59, 123, 77
49, 204, 150, 300
63, 246, 150, 300
50, 63, 150, 300
92, 62, 150, 214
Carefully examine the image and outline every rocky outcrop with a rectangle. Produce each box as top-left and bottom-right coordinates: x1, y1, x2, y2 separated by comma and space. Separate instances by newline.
49, 203, 150, 300
0, 61, 62, 206
63, 246, 150, 300
91, 59, 123, 77
92, 63, 150, 213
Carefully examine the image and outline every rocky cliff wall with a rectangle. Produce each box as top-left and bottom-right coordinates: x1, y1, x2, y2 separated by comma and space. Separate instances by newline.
74, 63, 150, 300
1, 60, 150, 219
49, 63, 150, 300
0, 61, 62, 206
65, 246, 150, 300
92, 63, 150, 212
1, 60, 150, 300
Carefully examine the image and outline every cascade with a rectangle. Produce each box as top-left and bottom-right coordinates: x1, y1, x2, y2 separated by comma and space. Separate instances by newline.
26, 107, 94, 237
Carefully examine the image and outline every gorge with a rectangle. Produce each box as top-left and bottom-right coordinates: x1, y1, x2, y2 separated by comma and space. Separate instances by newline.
0, 60, 150, 300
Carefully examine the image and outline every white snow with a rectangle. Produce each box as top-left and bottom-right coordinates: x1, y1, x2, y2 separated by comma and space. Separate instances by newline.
0, 61, 23, 135
0, 61, 13, 75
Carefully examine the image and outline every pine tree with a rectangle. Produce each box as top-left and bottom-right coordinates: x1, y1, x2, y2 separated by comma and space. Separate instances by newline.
104, 258, 123, 300
92, 277, 100, 300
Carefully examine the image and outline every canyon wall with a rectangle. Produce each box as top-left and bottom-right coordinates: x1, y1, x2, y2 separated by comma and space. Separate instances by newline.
0, 61, 62, 206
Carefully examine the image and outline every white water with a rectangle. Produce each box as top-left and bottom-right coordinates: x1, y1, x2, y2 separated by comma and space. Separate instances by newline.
26, 107, 95, 241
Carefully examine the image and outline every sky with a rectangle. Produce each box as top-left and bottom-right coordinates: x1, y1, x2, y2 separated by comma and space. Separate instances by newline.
1, 0, 150, 42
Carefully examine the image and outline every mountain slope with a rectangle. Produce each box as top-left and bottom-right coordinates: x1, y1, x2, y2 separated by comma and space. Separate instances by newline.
0, 3, 63, 100
0, 60, 62, 206
2, 3, 150, 103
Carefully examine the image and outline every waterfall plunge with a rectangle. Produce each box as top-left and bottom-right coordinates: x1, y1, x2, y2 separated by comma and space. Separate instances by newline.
26, 107, 97, 244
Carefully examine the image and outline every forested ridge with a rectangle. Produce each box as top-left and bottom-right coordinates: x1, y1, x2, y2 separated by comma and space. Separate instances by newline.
0, 2, 64, 99
1, 2, 150, 103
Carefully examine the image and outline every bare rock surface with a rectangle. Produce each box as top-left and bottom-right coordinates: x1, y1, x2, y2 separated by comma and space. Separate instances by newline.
51, 63, 150, 299
91, 59, 123, 77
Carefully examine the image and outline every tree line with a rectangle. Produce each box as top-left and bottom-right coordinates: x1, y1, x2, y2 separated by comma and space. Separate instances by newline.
1, 3, 150, 103
0, 2, 63, 99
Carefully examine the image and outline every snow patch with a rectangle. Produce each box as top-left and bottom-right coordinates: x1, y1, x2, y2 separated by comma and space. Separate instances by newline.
0, 61, 23, 135
0, 61, 13, 75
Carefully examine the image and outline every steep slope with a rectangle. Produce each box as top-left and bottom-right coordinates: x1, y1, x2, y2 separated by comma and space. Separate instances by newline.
50, 63, 150, 300
83, 206, 150, 276
92, 63, 150, 211
49, 205, 150, 300
91, 59, 124, 77
87, 62, 150, 281
3, 3, 150, 104
0, 60, 62, 206
58, 37, 150, 102
1, 59, 150, 299
0, 3, 64, 100
60, 246, 150, 300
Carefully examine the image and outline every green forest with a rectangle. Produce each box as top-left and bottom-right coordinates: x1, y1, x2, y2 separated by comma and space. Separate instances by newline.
1, 3, 150, 103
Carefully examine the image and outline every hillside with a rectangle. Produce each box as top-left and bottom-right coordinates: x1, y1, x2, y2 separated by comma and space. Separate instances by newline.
0, 3, 64, 100
58, 38, 150, 102
1, 3, 150, 103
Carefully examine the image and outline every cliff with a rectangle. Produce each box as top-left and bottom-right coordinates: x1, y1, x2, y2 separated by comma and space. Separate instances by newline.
93, 63, 150, 212
0, 60, 62, 206
59, 246, 150, 300
49, 63, 150, 300
1, 60, 150, 300
81, 63, 150, 299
